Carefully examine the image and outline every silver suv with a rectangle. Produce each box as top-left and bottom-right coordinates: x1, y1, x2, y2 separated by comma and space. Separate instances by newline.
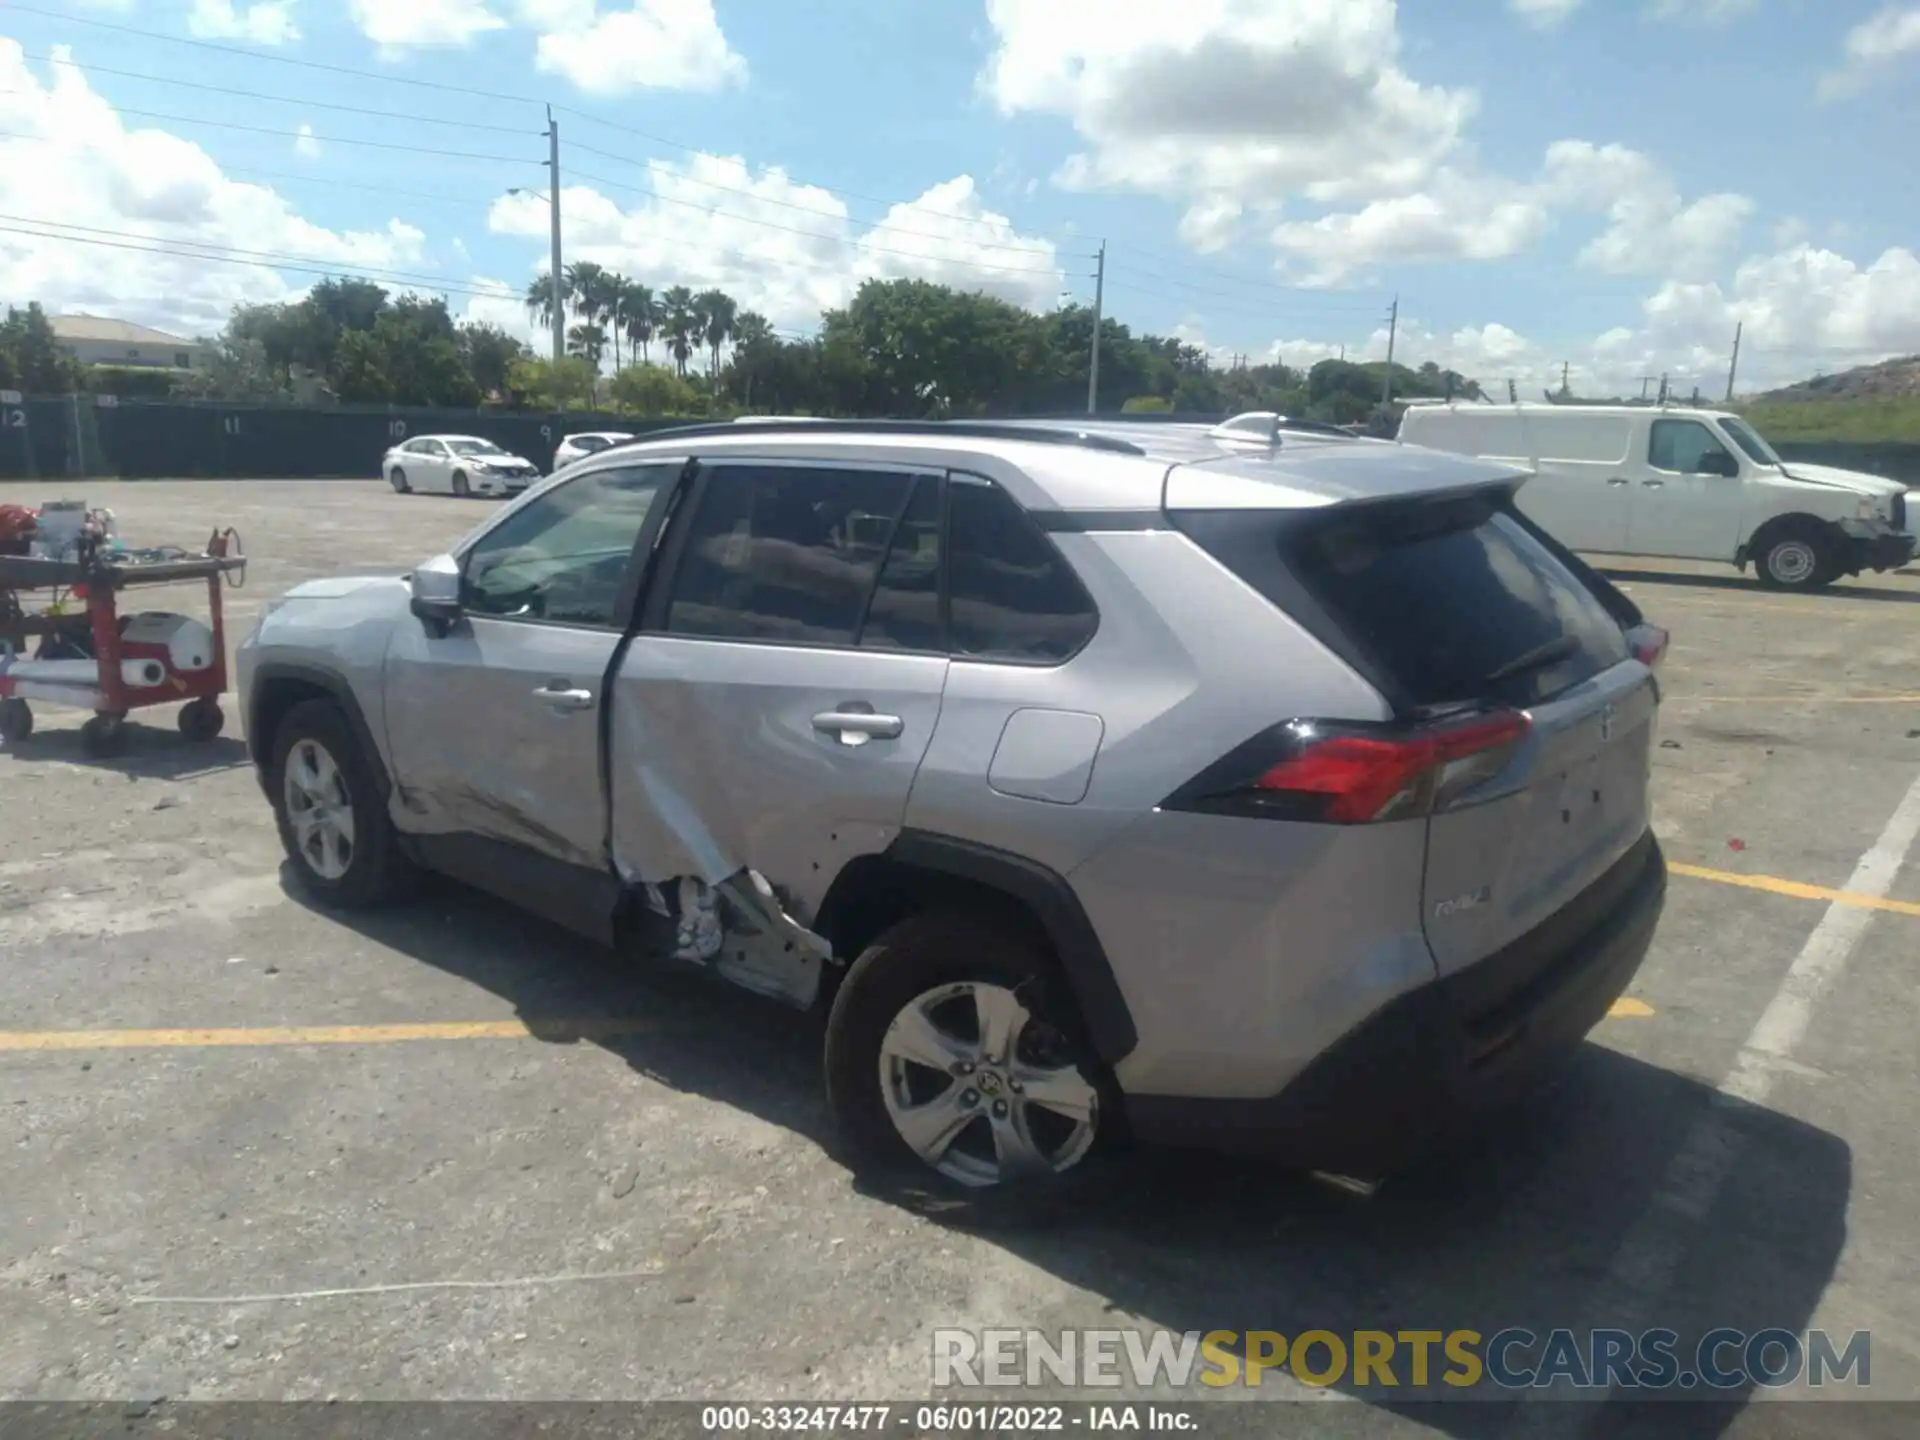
238, 417, 1670, 1201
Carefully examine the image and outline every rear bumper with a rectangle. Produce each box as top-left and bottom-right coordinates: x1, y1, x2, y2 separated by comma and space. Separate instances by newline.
1124, 830, 1666, 1176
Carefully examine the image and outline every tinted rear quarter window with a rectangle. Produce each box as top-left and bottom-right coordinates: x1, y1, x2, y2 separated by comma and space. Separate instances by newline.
947, 478, 1097, 663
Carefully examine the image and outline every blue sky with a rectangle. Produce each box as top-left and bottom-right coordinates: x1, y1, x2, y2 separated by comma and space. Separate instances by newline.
2, 0, 1917, 395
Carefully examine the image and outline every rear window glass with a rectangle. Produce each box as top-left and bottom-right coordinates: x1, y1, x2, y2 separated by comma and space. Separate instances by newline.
947, 478, 1098, 664
1287, 493, 1628, 708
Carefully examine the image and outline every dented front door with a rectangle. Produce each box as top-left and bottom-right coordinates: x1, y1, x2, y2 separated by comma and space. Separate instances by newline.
606, 459, 948, 920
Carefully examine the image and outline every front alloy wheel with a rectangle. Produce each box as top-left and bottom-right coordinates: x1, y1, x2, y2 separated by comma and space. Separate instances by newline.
283, 736, 356, 880
878, 980, 1099, 1188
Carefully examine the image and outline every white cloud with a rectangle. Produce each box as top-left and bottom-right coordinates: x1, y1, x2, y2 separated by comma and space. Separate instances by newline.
983, 0, 1477, 224
187, 0, 301, 44
293, 122, 320, 158
486, 155, 1063, 335
1539, 140, 1752, 278
533, 0, 746, 93
1510, 0, 1584, 28
1269, 170, 1549, 284
0, 43, 441, 340
1819, 5, 1920, 98
347, 0, 507, 57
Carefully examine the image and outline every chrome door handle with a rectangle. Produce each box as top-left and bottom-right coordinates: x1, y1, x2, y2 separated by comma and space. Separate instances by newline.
1606, 477, 1631, 487
1642, 479, 1665, 488
534, 683, 595, 712
812, 710, 904, 744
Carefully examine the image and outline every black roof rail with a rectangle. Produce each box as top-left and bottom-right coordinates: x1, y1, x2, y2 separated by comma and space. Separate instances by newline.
602, 418, 1148, 457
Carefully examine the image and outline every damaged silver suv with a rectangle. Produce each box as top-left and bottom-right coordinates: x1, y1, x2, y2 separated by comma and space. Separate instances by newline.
238, 416, 1670, 1200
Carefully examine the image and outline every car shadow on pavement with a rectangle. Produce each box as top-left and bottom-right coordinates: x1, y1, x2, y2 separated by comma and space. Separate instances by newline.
285, 868, 1854, 1440
0, 727, 251, 778
1596, 566, 1920, 604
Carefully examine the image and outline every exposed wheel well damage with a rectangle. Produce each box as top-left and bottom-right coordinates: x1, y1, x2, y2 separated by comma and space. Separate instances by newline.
247, 668, 392, 802
813, 836, 1139, 1066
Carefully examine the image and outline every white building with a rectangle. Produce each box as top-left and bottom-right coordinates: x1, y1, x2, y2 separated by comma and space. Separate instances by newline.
50, 314, 204, 370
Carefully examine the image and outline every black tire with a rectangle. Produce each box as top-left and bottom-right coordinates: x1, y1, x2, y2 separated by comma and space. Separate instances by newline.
0, 697, 31, 743
268, 698, 413, 908
1756, 523, 1836, 591
177, 697, 224, 742
80, 712, 127, 758
452, 470, 471, 498
824, 909, 1119, 1225
390, 468, 410, 494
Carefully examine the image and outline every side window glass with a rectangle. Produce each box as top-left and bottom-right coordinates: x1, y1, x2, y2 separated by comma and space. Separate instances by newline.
947, 478, 1098, 663
859, 475, 942, 652
461, 464, 671, 627
664, 464, 916, 645
1649, 420, 1732, 474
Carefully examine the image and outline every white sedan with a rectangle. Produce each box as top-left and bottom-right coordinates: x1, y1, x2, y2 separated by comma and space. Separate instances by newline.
384, 435, 541, 497
552, 430, 635, 471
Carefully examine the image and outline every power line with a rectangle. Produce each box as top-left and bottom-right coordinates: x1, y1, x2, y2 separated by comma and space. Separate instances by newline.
0, 3, 548, 108
0, 91, 540, 163
0, 130, 508, 209
1109, 240, 1389, 300
566, 166, 1072, 278
0, 217, 520, 301
1098, 278, 1381, 326
12, 50, 539, 135
10, 4, 1089, 253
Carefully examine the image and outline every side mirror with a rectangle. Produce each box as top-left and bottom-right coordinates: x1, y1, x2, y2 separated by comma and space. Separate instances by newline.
1699, 451, 1739, 478
409, 552, 463, 636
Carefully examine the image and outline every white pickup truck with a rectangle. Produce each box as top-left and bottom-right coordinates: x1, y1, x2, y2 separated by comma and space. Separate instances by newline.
1397, 402, 1914, 591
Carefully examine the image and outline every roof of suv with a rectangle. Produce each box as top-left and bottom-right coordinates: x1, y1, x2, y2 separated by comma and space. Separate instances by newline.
601, 417, 1529, 514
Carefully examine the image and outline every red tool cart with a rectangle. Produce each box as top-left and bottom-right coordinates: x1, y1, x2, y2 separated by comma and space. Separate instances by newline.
0, 530, 247, 758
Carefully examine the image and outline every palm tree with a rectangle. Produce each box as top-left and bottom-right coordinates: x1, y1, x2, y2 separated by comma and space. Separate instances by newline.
730, 309, 775, 407
621, 280, 658, 366
563, 262, 615, 356
524, 273, 559, 333
695, 288, 738, 394
661, 285, 696, 379
567, 322, 608, 369
602, 271, 630, 372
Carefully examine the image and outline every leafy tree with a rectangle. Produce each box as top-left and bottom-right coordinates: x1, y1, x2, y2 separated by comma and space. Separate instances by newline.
608, 361, 705, 416
171, 331, 288, 402
508, 354, 597, 410
0, 303, 84, 392
457, 323, 527, 400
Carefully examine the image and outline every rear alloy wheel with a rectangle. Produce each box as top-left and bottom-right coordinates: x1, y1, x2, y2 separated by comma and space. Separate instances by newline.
878, 980, 1099, 1188
452, 471, 471, 498
390, 467, 410, 494
1757, 528, 1834, 591
825, 911, 1112, 1218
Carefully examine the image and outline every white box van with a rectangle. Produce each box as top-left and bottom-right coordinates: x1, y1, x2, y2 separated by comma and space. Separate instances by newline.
1396, 402, 1914, 591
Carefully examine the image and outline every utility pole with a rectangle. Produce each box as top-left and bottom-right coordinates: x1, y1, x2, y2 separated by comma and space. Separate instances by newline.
1725, 321, 1743, 402
1658, 374, 1670, 404
1639, 376, 1654, 401
546, 107, 566, 407
1380, 296, 1399, 406
1560, 360, 1570, 396
1086, 241, 1105, 416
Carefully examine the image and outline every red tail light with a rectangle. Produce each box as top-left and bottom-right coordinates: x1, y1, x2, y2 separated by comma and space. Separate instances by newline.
1164, 709, 1532, 825
1627, 623, 1669, 671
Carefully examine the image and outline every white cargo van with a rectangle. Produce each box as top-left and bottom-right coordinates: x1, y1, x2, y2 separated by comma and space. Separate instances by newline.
1396, 402, 1914, 591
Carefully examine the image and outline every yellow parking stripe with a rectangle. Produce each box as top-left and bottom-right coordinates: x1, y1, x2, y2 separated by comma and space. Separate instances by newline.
1608, 997, 1655, 1018
1669, 861, 1920, 917
1665, 692, 1920, 704
0, 1017, 656, 1053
